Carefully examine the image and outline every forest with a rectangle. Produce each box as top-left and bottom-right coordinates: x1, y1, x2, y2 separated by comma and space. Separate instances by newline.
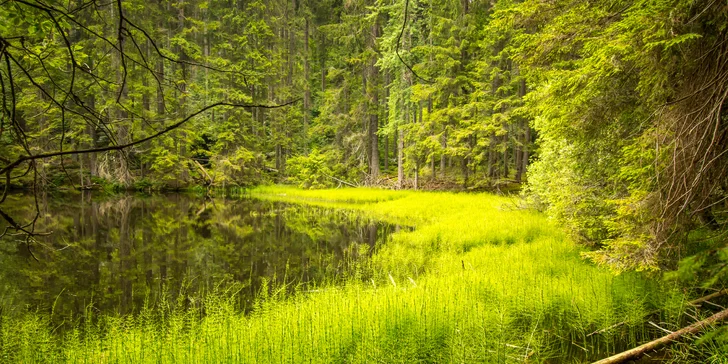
1, 0, 728, 362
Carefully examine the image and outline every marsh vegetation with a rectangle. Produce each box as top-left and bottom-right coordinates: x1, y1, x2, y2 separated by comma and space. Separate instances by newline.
2, 187, 725, 362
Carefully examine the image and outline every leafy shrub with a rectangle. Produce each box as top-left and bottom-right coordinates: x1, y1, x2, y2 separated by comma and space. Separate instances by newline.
286, 149, 335, 189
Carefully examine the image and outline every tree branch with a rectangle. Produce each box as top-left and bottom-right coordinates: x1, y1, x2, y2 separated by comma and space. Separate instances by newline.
0, 99, 301, 176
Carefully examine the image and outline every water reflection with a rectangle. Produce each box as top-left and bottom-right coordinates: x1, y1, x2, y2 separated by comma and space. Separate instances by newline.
0, 192, 395, 320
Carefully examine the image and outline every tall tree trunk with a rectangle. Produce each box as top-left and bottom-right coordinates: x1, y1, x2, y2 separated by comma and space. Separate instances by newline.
523, 123, 531, 179
462, 157, 469, 189
112, 3, 130, 185
176, 1, 188, 187
85, 78, 97, 180
517, 77, 529, 182
397, 104, 406, 189
369, 67, 380, 179
430, 153, 435, 181
384, 71, 390, 171
515, 130, 523, 183
156, 59, 165, 119
366, 20, 381, 181
320, 34, 326, 93
140, 46, 152, 180
369, 110, 380, 179
503, 134, 509, 179
488, 136, 496, 178
79, 148, 85, 188
287, 1, 294, 87
156, 51, 165, 184
303, 17, 310, 154
440, 124, 447, 179
428, 98, 435, 180
384, 132, 389, 172
276, 144, 282, 172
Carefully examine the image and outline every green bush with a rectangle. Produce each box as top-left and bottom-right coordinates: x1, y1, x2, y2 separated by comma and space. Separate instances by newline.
286, 150, 336, 189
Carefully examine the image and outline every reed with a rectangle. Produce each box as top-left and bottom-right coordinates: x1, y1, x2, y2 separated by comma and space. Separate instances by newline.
1, 186, 687, 363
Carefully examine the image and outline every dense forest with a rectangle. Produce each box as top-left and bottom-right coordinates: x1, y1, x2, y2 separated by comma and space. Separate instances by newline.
2, 0, 726, 272
1, 0, 728, 362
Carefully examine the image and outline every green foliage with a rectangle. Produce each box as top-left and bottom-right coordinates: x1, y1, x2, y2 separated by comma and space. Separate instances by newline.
512, 0, 728, 272
1, 0, 539, 195
3, 0, 727, 347
286, 150, 336, 189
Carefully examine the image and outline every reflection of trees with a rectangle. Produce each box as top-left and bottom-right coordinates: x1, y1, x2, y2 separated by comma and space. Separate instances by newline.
0, 193, 394, 324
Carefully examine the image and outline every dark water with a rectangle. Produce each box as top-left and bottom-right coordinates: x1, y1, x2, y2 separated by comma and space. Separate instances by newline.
0, 192, 395, 321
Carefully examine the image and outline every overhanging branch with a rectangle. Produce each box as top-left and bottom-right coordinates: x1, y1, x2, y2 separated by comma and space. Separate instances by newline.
0, 99, 302, 177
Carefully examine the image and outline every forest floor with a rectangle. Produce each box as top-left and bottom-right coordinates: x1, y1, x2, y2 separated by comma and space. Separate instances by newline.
1, 186, 718, 363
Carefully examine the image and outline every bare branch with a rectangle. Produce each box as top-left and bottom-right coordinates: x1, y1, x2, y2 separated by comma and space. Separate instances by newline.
0, 99, 301, 176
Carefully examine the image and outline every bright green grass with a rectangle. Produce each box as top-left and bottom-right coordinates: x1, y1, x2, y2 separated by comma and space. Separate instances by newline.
1, 186, 684, 363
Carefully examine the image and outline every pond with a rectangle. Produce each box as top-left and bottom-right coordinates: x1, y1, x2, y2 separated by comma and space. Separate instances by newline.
0, 191, 397, 322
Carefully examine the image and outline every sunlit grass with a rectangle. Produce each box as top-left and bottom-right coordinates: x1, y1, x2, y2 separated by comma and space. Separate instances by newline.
253, 186, 576, 277
251, 185, 411, 204
1, 186, 680, 363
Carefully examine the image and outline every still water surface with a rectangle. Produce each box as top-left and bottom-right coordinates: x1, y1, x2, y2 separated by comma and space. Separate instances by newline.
0, 192, 395, 321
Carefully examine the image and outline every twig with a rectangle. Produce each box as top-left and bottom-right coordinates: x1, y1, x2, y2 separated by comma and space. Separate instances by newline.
396, 0, 433, 84
647, 321, 674, 335
323, 173, 357, 188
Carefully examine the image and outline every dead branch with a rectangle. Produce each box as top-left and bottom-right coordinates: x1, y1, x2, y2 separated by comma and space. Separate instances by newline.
587, 289, 728, 337
191, 159, 213, 186
323, 173, 358, 188
591, 307, 728, 364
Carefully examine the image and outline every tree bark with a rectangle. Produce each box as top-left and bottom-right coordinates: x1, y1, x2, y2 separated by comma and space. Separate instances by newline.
85, 70, 98, 180
369, 74, 380, 179
503, 133, 509, 179
462, 157, 469, 189
384, 71, 390, 172
523, 123, 531, 179
303, 17, 310, 154
176, 0, 189, 186
515, 125, 523, 183
112, 2, 131, 185
440, 125, 447, 179
487, 136, 496, 178
516, 77, 527, 182
320, 34, 326, 93
368, 21, 380, 180
397, 104, 406, 189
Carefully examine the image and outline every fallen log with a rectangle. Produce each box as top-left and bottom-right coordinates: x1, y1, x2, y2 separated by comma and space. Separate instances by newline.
587, 288, 728, 337
591, 307, 728, 364
191, 159, 213, 185
323, 173, 357, 188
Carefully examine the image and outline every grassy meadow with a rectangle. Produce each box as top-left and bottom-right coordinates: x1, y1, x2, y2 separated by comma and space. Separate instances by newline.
0, 187, 700, 362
